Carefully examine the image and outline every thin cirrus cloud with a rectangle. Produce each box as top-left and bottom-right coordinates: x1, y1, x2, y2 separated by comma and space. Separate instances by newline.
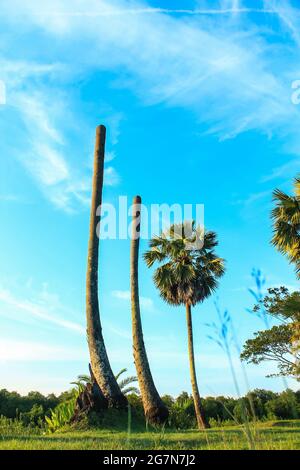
112, 289, 154, 311
1, 0, 300, 208
0, 286, 85, 334
0, 57, 122, 212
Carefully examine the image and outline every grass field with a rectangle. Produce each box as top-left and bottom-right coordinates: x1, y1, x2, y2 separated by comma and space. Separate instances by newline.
1, 421, 300, 450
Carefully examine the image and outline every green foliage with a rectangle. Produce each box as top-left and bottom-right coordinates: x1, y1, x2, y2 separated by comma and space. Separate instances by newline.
73, 368, 139, 396
271, 176, 300, 278
165, 390, 300, 429
1, 386, 300, 434
241, 324, 298, 378
116, 368, 139, 395
265, 390, 300, 420
243, 284, 300, 379
254, 286, 300, 324
45, 399, 76, 433
144, 222, 225, 306
0, 389, 59, 423
19, 404, 45, 428
0, 415, 41, 436
168, 398, 196, 429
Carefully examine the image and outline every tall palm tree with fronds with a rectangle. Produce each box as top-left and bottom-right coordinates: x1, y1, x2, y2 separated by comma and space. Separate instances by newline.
272, 176, 300, 278
131, 196, 169, 425
86, 125, 126, 408
144, 222, 225, 429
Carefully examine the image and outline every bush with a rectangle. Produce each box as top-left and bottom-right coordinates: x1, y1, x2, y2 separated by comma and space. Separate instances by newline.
265, 390, 300, 420
19, 404, 45, 428
45, 399, 76, 433
0, 416, 41, 436
168, 398, 196, 429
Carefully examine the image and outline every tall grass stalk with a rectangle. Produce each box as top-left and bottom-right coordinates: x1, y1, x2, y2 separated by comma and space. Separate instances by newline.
206, 302, 256, 449
127, 403, 132, 444
247, 268, 289, 391
248, 268, 270, 328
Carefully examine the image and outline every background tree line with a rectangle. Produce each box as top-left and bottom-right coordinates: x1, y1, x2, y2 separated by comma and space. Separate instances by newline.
1, 387, 300, 429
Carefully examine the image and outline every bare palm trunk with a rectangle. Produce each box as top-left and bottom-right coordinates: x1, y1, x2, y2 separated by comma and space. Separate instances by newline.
185, 303, 207, 429
86, 124, 126, 409
131, 195, 169, 425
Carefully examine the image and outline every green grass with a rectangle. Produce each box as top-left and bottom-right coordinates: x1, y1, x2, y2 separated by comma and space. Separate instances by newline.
0, 420, 300, 450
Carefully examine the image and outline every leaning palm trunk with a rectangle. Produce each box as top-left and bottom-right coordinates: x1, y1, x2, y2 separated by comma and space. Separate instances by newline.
131, 195, 169, 425
186, 304, 207, 429
86, 125, 126, 408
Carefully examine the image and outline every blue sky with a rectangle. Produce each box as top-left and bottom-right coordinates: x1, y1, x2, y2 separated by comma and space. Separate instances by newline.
0, 0, 300, 397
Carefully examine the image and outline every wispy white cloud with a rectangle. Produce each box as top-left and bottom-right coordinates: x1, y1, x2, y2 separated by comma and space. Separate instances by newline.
261, 158, 300, 183
112, 289, 154, 311
0, 54, 121, 211
0, 285, 85, 334
264, 0, 300, 46
106, 151, 116, 162
22, 8, 278, 17
3, 0, 299, 137
233, 189, 271, 208
104, 167, 121, 186
1, 0, 300, 208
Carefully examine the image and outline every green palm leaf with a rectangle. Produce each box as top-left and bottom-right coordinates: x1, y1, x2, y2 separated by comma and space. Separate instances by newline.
271, 175, 300, 278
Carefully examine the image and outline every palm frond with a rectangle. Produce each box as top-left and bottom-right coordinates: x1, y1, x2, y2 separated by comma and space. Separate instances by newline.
144, 222, 225, 306
122, 386, 140, 395
115, 368, 127, 381
271, 177, 300, 278
118, 376, 138, 390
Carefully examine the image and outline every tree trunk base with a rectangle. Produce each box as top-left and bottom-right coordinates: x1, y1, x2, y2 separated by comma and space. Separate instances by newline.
145, 404, 169, 426
198, 419, 210, 430
71, 380, 108, 423
106, 394, 128, 410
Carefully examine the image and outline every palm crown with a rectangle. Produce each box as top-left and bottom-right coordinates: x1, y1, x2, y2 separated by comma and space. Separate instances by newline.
144, 222, 225, 306
271, 176, 300, 278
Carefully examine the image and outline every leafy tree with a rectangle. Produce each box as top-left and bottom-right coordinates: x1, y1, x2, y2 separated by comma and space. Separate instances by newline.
241, 324, 298, 378
176, 392, 190, 406
242, 286, 300, 379
161, 394, 174, 409
254, 286, 300, 326
202, 397, 224, 421
144, 222, 225, 429
265, 389, 300, 420
271, 175, 300, 278
233, 398, 252, 423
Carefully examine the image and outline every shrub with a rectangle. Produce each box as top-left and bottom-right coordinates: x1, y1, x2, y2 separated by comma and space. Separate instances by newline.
45, 399, 76, 433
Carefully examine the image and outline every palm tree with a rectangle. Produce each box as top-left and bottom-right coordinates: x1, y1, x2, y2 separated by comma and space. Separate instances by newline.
73, 368, 139, 396
272, 176, 300, 278
144, 222, 225, 429
130, 196, 169, 425
86, 125, 126, 408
